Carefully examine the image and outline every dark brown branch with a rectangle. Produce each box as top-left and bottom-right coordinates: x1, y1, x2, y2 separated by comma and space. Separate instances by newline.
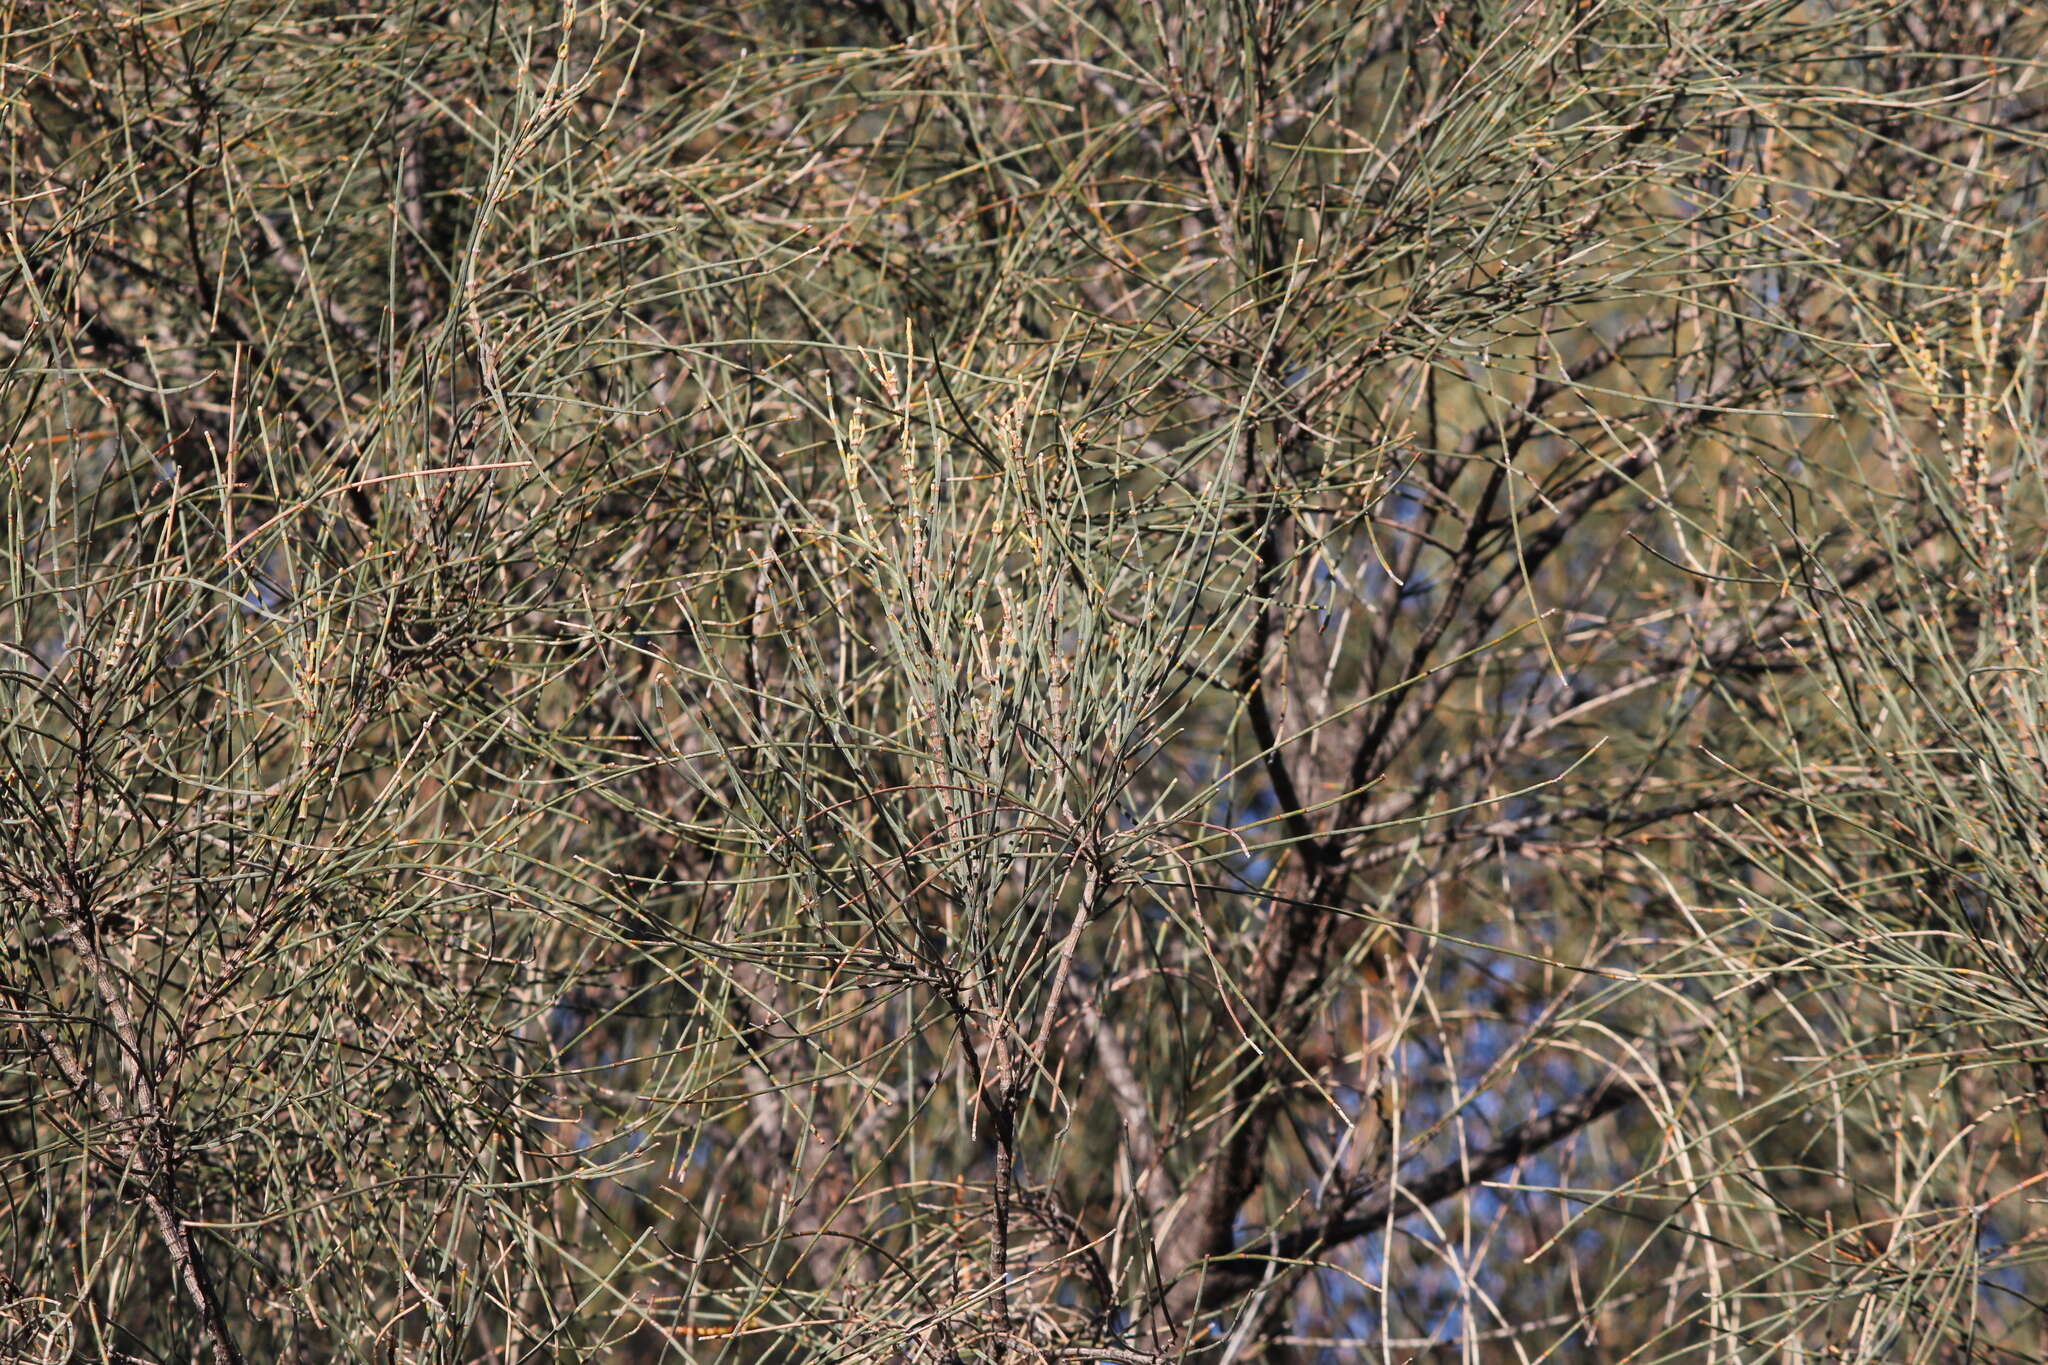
1180, 1066, 1640, 1319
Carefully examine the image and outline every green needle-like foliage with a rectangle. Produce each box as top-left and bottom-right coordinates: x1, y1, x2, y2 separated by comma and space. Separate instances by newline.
4, 1, 2047, 1361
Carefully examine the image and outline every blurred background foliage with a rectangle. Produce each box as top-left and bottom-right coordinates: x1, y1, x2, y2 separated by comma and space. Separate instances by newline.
5, 0, 2048, 1361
